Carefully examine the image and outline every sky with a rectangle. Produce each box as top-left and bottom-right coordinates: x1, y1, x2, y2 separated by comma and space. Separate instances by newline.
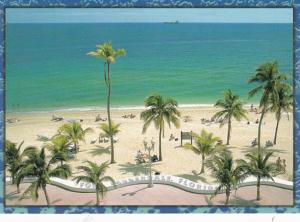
6, 8, 293, 24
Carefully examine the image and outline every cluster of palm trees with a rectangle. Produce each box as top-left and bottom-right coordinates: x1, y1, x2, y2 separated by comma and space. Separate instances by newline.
5, 122, 116, 205
249, 61, 292, 148
206, 148, 282, 205
183, 128, 285, 205
184, 61, 292, 204
213, 62, 292, 147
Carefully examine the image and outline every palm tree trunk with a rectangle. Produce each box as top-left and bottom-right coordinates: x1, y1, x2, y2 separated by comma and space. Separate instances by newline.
258, 108, 265, 150
273, 111, 281, 145
42, 186, 50, 205
158, 126, 162, 161
74, 141, 78, 153
12, 175, 20, 193
96, 191, 100, 205
226, 117, 231, 145
200, 154, 205, 174
107, 62, 115, 164
225, 188, 230, 205
256, 175, 261, 201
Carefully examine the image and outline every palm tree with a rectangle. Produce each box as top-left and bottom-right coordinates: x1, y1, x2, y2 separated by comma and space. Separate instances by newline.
74, 161, 115, 205
140, 94, 181, 161
5, 140, 35, 193
269, 84, 293, 145
237, 149, 281, 201
16, 147, 71, 205
184, 129, 221, 174
99, 122, 121, 144
88, 42, 126, 164
248, 61, 287, 149
57, 122, 93, 153
44, 135, 71, 166
206, 152, 244, 205
213, 89, 248, 145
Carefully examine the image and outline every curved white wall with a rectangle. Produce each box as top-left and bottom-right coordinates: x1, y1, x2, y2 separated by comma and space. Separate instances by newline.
6, 174, 293, 194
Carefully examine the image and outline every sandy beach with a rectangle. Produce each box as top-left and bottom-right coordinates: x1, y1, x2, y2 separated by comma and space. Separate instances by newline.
5, 106, 294, 183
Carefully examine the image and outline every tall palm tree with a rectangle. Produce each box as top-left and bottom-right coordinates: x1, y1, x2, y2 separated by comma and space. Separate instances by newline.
184, 129, 221, 174
248, 61, 286, 149
44, 135, 71, 166
213, 89, 248, 145
74, 161, 115, 205
206, 152, 244, 205
5, 140, 35, 193
99, 122, 121, 144
16, 147, 71, 205
269, 84, 293, 145
140, 94, 181, 161
237, 149, 281, 201
57, 122, 93, 153
88, 41, 126, 164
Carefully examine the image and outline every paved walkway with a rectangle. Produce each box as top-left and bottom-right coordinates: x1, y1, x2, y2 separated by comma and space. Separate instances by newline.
5, 183, 293, 206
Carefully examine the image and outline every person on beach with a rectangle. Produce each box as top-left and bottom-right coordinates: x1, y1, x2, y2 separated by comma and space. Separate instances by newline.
250, 104, 254, 112
283, 159, 287, 172
276, 157, 282, 167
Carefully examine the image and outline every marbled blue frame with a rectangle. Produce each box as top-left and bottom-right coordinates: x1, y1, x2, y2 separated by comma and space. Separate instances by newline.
0, 0, 299, 214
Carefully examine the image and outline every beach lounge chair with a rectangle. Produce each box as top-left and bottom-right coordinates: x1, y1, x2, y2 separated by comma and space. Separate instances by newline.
113, 137, 119, 143
36, 135, 50, 142
169, 134, 175, 141
67, 144, 76, 157
151, 155, 159, 162
95, 114, 103, 122
51, 115, 64, 122
7, 118, 20, 123
265, 140, 273, 147
67, 119, 76, 123
251, 138, 258, 147
183, 116, 192, 122
90, 138, 97, 144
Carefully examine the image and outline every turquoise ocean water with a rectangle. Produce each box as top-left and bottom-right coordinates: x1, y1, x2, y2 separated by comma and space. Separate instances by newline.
6, 23, 293, 112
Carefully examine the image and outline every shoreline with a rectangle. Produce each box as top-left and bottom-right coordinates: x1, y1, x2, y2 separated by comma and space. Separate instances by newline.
6, 103, 261, 115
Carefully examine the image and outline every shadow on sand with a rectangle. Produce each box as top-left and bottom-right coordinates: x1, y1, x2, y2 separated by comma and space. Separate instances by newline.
240, 146, 287, 154
88, 145, 111, 156
118, 162, 149, 176
176, 170, 208, 183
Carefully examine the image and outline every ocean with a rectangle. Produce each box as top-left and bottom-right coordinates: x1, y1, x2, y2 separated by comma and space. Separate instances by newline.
6, 23, 293, 113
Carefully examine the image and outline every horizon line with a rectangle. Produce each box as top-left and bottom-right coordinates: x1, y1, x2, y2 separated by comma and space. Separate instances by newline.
7, 21, 293, 24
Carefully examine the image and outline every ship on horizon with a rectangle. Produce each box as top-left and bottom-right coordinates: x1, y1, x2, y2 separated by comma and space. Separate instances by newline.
163, 20, 179, 24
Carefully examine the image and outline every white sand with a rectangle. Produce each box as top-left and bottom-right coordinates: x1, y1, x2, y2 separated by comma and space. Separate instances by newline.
5, 106, 293, 182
